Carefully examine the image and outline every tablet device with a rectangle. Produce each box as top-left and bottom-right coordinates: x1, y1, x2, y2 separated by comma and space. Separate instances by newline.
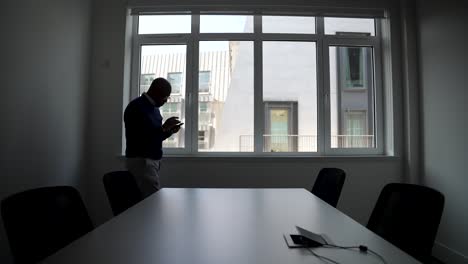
296, 226, 328, 246
283, 226, 328, 248
283, 234, 323, 248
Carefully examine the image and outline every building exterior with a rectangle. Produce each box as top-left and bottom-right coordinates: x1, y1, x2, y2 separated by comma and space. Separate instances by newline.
140, 48, 233, 150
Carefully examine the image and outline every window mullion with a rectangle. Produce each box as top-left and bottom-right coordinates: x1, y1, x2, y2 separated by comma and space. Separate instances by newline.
253, 15, 263, 153
131, 16, 141, 100
316, 16, 324, 35
190, 14, 200, 154
374, 19, 385, 154
316, 17, 327, 155
322, 37, 332, 155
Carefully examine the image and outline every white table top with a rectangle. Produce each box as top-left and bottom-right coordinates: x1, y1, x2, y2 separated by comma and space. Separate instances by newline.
42, 188, 420, 264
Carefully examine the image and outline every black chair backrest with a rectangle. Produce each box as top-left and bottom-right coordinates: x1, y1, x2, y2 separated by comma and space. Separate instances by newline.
103, 171, 142, 216
367, 183, 444, 262
311, 168, 346, 207
1, 186, 93, 264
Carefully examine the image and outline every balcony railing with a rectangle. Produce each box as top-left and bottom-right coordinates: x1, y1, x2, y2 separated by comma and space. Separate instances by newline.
239, 134, 375, 152
239, 135, 317, 152
331, 135, 374, 148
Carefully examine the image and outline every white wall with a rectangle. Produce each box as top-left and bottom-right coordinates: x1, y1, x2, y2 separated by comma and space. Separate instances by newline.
158, 157, 402, 224
417, 1, 468, 263
0, 0, 92, 263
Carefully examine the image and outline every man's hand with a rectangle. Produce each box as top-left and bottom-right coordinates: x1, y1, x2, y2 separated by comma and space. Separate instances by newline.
162, 116, 181, 133
170, 124, 182, 134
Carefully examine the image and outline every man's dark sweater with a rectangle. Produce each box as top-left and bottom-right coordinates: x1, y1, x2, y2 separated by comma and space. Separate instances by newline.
124, 95, 171, 160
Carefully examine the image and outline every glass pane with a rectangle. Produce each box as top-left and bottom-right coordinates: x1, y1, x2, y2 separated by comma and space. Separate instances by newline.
200, 15, 253, 33
138, 15, 191, 34
198, 41, 254, 152
329, 46, 376, 148
324, 17, 375, 36
262, 16, 316, 34
263, 42, 318, 152
140, 45, 187, 148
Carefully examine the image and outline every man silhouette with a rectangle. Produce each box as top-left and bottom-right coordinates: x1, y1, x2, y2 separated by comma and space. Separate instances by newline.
124, 77, 182, 197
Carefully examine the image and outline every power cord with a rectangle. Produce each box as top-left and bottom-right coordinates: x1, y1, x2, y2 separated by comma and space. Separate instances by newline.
306, 243, 387, 264
306, 247, 340, 264
324, 243, 387, 264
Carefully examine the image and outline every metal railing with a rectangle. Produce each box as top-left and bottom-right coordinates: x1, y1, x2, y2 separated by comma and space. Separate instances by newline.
239, 135, 317, 152
239, 134, 375, 151
331, 135, 374, 148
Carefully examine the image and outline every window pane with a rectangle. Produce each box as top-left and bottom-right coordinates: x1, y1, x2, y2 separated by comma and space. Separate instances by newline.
263, 42, 317, 152
199, 71, 211, 93
262, 16, 316, 34
140, 45, 186, 148
329, 46, 375, 148
140, 74, 155, 91
167, 72, 183, 93
138, 15, 191, 34
200, 15, 253, 33
324, 17, 375, 36
199, 41, 254, 152
199, 102, 208, 112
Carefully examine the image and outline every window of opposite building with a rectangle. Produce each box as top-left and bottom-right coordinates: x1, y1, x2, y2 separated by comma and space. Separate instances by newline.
162, 103, 178, 113
199, 71, 211, 93
130, 13, 385, 156
264, 102, 298, 152
140, 74, 155, 92
167, 72, 183, 94
344, 47, 365, 88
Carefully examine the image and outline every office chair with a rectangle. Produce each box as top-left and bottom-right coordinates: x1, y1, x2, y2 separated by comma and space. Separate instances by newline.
311, 168, 346, 207
1, 186, 93, 264
103, 171, 142, 216
367, 183, 444, 263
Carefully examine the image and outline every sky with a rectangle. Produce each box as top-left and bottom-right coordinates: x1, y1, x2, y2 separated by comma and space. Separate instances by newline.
140, 15, 250, 56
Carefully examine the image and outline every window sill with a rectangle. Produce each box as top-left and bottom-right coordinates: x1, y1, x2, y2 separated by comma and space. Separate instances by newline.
117, 154, 399, 162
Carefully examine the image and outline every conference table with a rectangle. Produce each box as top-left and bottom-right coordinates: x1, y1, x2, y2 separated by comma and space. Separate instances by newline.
42, 188, 420, 264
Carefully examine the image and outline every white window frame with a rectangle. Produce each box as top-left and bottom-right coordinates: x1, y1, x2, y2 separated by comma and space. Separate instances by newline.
129, 12, 385, 156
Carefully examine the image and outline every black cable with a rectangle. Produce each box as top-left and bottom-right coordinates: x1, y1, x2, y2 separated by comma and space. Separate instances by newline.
321, 243, 387, 264
306, 247, 340, 264
323, 244, 360, 250
367, 248, 388, 264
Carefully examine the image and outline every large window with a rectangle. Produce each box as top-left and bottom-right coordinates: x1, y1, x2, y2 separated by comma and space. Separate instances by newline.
130, 13, 384, 155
